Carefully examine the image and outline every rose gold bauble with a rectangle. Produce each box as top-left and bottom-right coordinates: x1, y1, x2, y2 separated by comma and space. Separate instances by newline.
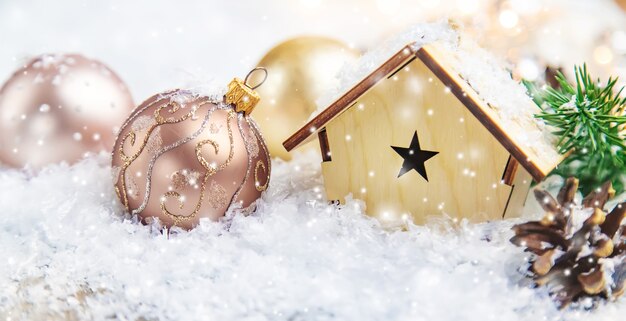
0, 54, 134, 168
250, 36, 360, 160
112, 88, 271, 229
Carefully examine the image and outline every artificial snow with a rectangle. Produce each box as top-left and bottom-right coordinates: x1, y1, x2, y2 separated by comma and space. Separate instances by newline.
1, 1, 626, 320
0, 152, 624, 320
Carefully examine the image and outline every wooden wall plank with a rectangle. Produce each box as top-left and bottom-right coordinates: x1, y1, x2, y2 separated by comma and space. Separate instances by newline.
322, 57, 517, 226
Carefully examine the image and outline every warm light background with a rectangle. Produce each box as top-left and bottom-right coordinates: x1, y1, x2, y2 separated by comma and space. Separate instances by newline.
1, 0, 625, 101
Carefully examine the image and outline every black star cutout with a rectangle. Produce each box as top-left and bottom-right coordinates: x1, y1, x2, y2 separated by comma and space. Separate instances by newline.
391, 131, 439, 180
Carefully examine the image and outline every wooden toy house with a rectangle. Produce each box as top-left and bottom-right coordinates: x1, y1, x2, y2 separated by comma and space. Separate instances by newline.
282, 40, 564, 226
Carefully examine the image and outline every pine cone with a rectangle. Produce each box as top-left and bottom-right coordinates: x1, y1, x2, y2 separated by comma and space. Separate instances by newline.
511, 177, 626, 308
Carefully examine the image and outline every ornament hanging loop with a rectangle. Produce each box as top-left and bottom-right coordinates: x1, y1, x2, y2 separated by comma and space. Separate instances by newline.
244, 67, 268, 90
225, 68, 267, 115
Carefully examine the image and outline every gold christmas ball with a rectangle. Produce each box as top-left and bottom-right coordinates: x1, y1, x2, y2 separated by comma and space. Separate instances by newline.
0, 54, 134, 168
250, 36, 360, 160
111, 89, 271, 230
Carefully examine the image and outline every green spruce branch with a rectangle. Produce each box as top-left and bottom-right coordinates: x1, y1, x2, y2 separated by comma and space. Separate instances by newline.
525, 65, 626, 195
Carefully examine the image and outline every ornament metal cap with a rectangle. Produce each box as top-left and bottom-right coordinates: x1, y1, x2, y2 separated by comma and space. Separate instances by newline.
225, 67, 267, 115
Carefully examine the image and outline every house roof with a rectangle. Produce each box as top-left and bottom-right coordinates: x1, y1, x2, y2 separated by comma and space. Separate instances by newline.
282, 41, 564, 182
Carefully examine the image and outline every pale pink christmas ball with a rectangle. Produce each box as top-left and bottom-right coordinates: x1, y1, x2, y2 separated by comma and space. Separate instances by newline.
0, 54, 134, 168
111, 89, 271, 229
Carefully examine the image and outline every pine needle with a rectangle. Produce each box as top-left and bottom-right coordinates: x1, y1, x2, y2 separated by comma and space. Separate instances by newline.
526, 64, 626, 194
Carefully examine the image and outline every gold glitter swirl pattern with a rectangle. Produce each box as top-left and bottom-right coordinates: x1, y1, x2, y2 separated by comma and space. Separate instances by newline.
160, 191, 185, 211
254, 161, 269, 191
113, 90, 270, 229
247, 116, 271, 193
116, 97, 211, 212
196, 139, 220, 172
133, 104, 214, 216
119, 131, 136, 162
120, 101, 189, 162
154, 101, 191, 124
159, 110, 236, 224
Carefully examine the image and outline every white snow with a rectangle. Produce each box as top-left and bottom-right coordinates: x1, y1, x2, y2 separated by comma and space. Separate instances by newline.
0, 152, 624, 320
1, 1, 626, 319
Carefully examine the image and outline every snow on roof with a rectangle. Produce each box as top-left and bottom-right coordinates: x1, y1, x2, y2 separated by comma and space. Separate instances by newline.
301, 20, 563, 179
313, 21, 459, 117
427, 32, 563, 177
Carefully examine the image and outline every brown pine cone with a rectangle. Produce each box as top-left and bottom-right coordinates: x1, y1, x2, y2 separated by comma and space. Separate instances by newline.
511, 177, 626, 308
